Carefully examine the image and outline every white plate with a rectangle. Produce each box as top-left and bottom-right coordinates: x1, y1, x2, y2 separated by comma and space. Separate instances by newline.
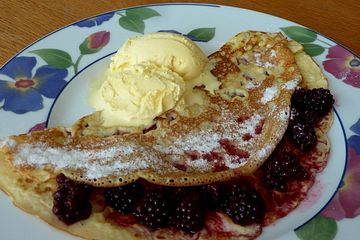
1, 3, 359, 240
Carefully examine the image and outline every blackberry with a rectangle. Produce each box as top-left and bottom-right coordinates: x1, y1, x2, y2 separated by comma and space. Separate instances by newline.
172, 192, 206, 233
220, 181, 250, 209
289, 123, 317, 152
291, 88, 334, 124
52, 173, 92, 225
221, 182, 245, 204
263, 151, 307, 192
291, 88, 307, 110
264, 174, 287, 192
220, 182, 265, 225
224, 194, 265, 225
104, 181, 144, 214
289, 107, 319, 126
304, 88, 334, 117
200, 184, 222, 210
134, 190, 173, 229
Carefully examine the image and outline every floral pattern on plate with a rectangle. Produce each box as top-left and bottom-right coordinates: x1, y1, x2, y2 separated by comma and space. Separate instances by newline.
321, 118, 360, 220
31, 31, 111, 75
158, 29, 216, 42
0, 4, 359, 240
74, 12, 115, 28
295, 118, 360, 240
0, 56, 67, 114
323, 45, 360, 88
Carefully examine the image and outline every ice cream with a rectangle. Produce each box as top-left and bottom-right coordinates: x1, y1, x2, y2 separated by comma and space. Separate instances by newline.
110, 32, 208, 81
89, 32, 210, 128
91, 63, 185, 128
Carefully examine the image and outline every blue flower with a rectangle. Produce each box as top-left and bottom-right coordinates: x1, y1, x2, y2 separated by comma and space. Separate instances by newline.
349, 118, 360, 154
0, 56, 67, 114
75, 12, 115, 28
321, 118, 360, 220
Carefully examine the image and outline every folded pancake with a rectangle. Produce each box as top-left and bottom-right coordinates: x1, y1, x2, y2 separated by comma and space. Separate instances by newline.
0, 31, 333, 240
0, 31, 301, 187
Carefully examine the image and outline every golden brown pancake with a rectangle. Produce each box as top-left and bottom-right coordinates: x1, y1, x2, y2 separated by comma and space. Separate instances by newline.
0, 31, 332, 240
1, 31, 301, 187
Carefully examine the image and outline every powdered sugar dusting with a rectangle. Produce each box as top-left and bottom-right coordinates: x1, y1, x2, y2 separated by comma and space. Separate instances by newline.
186, 159, 212, 171
177, 132, 221, 153
254, 52, 275, 68
7, 94, 289, 177
263, 62, 275, 68
283, 79, 299, 90
254, 53, 262, 66
155, 110, 263, 171
12, 142, 159, 179
235, 114, 262, 136
256, 145, 273, 159
224, 156, 246, 168
245, 81, 258, 89
270, 49, 277, 58
261, 86, 278, 104
0, 137, 16, 148
153, 132, 221, 155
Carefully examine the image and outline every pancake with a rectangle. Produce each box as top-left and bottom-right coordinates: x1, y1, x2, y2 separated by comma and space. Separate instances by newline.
0, 31, 301, 187
0, 31, 333, 240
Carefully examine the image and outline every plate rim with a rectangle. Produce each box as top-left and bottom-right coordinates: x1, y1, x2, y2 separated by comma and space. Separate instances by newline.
1, 2, 358, 71
0, 2, 357, 239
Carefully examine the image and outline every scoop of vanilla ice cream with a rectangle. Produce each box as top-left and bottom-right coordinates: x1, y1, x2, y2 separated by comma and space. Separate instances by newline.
91, 63, 185, 128
110, 32, 208, 81
89, 32, 211, 128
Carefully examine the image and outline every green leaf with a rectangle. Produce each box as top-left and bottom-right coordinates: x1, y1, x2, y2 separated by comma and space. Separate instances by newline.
281, 26, 317, 43
187, 28, 216, 42
302, 43, 325, 56
119, 15, 145, 34
295, 215, 337, 240
30, 49, 73, 69
125, 7, 160, 20
79, 39, 100, 55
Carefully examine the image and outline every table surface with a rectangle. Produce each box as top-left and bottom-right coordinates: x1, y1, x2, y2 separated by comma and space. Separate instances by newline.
1, 0, 359, 66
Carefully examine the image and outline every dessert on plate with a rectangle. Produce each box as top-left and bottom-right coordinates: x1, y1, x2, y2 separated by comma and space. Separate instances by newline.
0, 31, 334, 239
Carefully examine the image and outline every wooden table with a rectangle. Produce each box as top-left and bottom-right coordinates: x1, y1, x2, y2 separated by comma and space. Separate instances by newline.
1, 0, 359, 66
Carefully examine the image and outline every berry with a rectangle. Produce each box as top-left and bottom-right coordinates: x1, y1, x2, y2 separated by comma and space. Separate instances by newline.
304, 88, 334, 117
224, 194, 265, 225
291, 88, 334, 125
289, 107, 319, 126
263, 151, 307, 192
52, 173, 92, 225
289, 123, 317, 152
200, 184, 222, 210
104, 182, 144, 214
172, 192, 206, 233
134, 190, 173, 229
220, 182, 265, 225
